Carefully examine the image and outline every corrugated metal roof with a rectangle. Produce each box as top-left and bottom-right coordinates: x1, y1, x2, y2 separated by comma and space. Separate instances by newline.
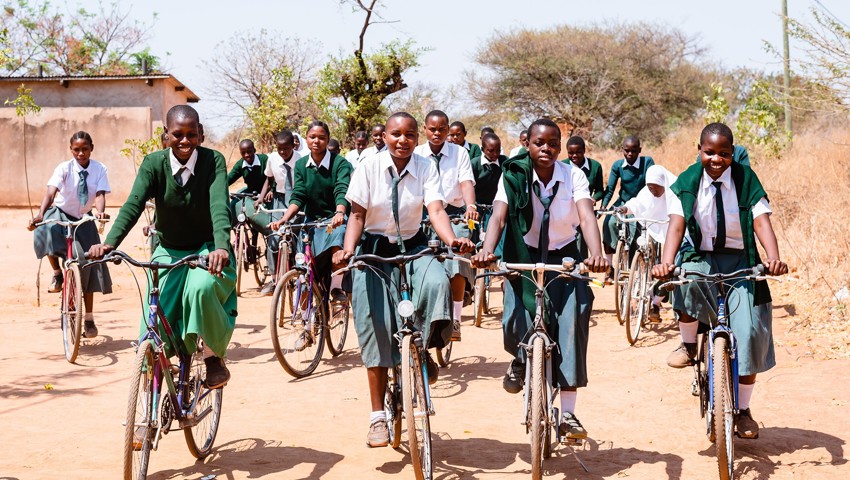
0, 74, 200, 102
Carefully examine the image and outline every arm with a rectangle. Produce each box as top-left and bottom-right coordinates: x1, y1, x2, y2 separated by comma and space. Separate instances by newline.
94, 159, 155, 255
460, 180, 478, 221
207, 152, 234, 274
226, 160, 242, 186
258, 177, 273, 205
94, 191, 108, 220
333, 202, 366, 265
288, 161, 307, 211
753, 213, 788, 275
601, 164, 620, 208
576, 198, 608, 273
472, 201, 507, 267
28, 186, 59, 230
427, 200, 473, 253
331, 157, 353, 228
591, 168, 605, 203
651, 214, 686, 278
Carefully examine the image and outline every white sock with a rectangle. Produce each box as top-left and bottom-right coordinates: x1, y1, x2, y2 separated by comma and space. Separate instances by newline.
453, 301, 463, 323
84, 312, 94, 321
330, 273, 343, 292
370, 410, 386, 423
652, 294, 662, 306
679, 321, 698, 344
560, 390, 578, 414
738, 382, 755, 410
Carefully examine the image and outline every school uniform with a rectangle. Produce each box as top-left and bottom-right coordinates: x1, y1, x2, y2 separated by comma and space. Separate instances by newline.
462, 140, 482, 162
105, 147, 236, 359
601, 156, 655, 253
346, 151, 452, 368
566, 157, 604, 259
669, 162, 774, 376
509, 145, 527, 158
496, 153, 595, 388
345, 148, 369, 169
264, 150, 298, 276
414, 141, 476, 288
227, 154, 270, 231
471, 153, 506, 250
360, 144, 387, 159
288, 150, 352, 288
33, 158, 113, 294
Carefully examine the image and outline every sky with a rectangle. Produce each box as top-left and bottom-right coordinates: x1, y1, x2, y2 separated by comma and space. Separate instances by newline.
64, 0, 850, 137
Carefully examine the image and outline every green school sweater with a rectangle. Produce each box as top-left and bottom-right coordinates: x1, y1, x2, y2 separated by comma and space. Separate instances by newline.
672, 161, 771, 304
106, 147, 231, 251
601, 156, 655, 208
564, 157, 604, 202
289, 153, 352, 218
470, 154, 506, 205
226, 154, 268, 193
466, 142, 482, 161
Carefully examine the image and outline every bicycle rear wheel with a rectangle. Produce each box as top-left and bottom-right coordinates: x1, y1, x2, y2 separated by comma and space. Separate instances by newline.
386, 365, 402, 449
402, 335, 433, 480
234, 227, 245, 297
325, 294, 350, 356
270, 270, 325, 377
625, 252, 649, 345
61, 263, 85, 363
529, 336, 546, 480
712, 336, 735, 480
253, 233, 270, 287
698, 334, 713, 441
613, 241, 629, 325
473, 275, 486, 327
124, 340, 156, 480
183, 348, 224, 459
436, 341, 453, 367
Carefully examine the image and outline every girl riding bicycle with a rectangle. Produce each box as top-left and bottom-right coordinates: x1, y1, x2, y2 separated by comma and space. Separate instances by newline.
28, 131, 112, 339
472, 118, 608, 440
332, 112, 475, 448
652, 122, 788, 440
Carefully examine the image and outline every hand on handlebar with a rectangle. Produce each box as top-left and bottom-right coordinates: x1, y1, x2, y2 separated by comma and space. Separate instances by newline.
27, 215, 43, 231
763, 259, 788, 276
333, 250, 353, 266
652, 262, 677, 279
330, 212, 346, 229
583, 255, 609, 274
452, 237, 475, 254
464, 206, 479, 223
87, 243, 115, 260
471, 249, 497, 269
206, 248, 229, 275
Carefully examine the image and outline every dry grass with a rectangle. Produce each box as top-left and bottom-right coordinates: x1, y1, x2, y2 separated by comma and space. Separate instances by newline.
587, 120, 850, 359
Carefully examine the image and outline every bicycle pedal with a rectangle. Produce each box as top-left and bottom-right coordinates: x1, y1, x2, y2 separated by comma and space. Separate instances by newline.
562, 437, 584, 446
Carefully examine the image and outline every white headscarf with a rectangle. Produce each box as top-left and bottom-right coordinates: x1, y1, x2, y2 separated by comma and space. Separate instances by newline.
625, 165, 678, 244
292, 132, 309, 159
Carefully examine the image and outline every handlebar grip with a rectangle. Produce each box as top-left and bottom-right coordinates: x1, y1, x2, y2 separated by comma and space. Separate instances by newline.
672, 267, 682, 277
754, 264, 765, 276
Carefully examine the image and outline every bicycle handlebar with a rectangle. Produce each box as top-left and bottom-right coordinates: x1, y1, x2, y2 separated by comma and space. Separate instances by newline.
229, 192, 256, 199
658, 264, 780, 291
35, 214, 108, 228
475, 259, 604, 287
333, 244, 470, 276
83, 249, 209, 271
257, 205, 288, 214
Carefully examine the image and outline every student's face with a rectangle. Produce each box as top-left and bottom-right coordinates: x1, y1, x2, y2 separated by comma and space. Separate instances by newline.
447, 125, 466, 146
566, 144, 586, 164
527, 125, 561, 169
354, 137, 369, 151
385, 118, 418, 160
647, 184, 665, 197
166, 117, 201, 162
307, 127, 329, 155
698, 133, 734, 180
482, 138, 501, 161
424, 116, 449, 146
520, 132, 529, 147
240, 144, 256, 162
70, 139, 93, 167
371, 127, 385, 148
293, 136, 301, 150
328, 142, 340, 156
276, 139, 295, 159
623, 141, 641, 162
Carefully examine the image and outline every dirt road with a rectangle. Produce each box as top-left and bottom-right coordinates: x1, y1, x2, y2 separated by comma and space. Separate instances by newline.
0, 208, 847, 479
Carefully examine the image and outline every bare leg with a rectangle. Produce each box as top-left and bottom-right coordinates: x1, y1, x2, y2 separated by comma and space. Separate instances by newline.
368, 366, 388, 411
83, 292, 94, 312
450, 275, 465, 302
48, 255, 61, 271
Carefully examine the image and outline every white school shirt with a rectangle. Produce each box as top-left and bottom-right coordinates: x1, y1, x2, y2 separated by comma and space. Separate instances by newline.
413, 141, 475, 208
494, 161, 591, 250
48, 159, 111, 218
361, 144, 387, 160
346, 150, 445, 242
265, 151, 298, 194
668, 167, 771, 251
345, 148, 369, 169
306, 150, 332, 170
169, 148, 198, 186
509, 146, 524, 158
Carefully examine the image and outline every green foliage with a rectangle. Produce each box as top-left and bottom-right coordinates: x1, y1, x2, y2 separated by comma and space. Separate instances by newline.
245, 67, 297, 150
703, 82, 730, 125
4, 83, 40, 116
120, 126, 165, 167
735, 80, 789, 159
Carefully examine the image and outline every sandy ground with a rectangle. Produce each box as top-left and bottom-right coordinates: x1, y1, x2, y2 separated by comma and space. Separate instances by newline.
0, 207, 847, 479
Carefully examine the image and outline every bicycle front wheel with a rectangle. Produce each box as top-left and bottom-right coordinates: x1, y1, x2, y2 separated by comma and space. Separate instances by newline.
183, 349, 224, 459
270, 270, 325, 378
325, 293, 350, 357
625, 252, 649, 345
61, 263, 85, 363
473, 275, 486, 327
613, 241, 629, 325
234, 227, 245, 297
402, 335, 433, 480
386, 365, 402, 449
253, 233, 270, 287
712, 336, 735, 480
124, 340, 156, 480
529, 335, 546, 480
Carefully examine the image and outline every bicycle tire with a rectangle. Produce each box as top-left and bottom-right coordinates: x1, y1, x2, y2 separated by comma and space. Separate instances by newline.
436, 341, 453, 367
386, 365, 402, 449
235, 227, 245, 297
712, 336, 735, 480
614, 241, 629, 325
530, 336, 546, 480
277, 238, 291, 284
473, 276, 486, 327
253, 233, 270, 287
325, 294, 350, 357
269, 270, 325, 378
698, 334, 713, 442
124, 340, 155, 480
183, 349, 224, 459
625, 252, 648, 345
402, 334, 433, 480
61, 263, 85, 363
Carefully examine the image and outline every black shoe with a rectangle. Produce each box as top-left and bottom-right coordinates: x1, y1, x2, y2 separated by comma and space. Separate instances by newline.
204, 356, 230, 389
558, 411, 588, 440
503, 358, 525, 394
48, 274, 64, 293
648, 304, 662, 322
83, 320, 98, 338
735, 408, 760, 439
425, 351, 439, 385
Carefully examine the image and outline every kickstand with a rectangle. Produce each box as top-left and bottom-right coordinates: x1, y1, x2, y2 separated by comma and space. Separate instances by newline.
564, 441, 589, 472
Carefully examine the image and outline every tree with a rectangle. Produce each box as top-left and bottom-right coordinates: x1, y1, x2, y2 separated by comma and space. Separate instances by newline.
316, 0, 422, 143
471, 22, 711, 146
1, 0, 160, 76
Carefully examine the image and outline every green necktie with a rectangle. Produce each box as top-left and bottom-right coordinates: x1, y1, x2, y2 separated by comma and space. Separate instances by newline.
533, 181, 560, 263
712, 181, 726, 249
77, 170, 89, 206
392, 170, 409, 253
284, 163, 293, 202
174, 166, 186, 187
431, 153, 443, 174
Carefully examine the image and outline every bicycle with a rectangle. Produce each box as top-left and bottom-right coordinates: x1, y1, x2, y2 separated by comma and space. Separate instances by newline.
620, 216, 668, 345
35, 214, 108, 363
477, 259, 602, 479
230, 192, 269, 296
472, 203, 499, 328
257, 205, 299, 285
335, 241, 466, 480
597, 209, 636, 325
84, 250, 223, 480
269, 217, 350, 378
659, 265, 779, 480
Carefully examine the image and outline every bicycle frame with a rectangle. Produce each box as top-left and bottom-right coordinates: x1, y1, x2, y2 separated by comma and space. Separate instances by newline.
706, 285, 739, 424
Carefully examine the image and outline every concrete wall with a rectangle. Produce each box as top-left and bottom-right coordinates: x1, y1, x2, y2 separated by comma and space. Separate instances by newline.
0, 107, 152, 206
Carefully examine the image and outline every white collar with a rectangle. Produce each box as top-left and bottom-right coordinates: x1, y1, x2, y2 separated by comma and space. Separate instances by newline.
169, 148, 198, 175
481, 154, 499, 166
574, 158, 591, 172
462, 140, 471, 151
701, 166, 732, 191
307, 150, 331, 170
243, 154, 260, 168
532, 162, 567, 191
624, 157, 642, 169
71, 159, 90, 174
427, 141, 451, 158
379, 151, 419, 179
